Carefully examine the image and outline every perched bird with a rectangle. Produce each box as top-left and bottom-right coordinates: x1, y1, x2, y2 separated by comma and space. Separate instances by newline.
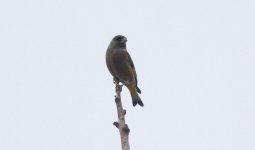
106, 35, 144, 107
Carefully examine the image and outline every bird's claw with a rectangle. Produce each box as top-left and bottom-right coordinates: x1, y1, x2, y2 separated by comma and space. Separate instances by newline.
113, 77, 119, 84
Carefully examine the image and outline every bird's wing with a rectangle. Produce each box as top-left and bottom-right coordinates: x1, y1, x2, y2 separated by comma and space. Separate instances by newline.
125, 51, 141, 93
124, 51, 136, 76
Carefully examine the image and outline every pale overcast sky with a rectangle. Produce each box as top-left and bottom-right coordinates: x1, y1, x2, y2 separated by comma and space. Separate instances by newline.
0, 0, 255, 150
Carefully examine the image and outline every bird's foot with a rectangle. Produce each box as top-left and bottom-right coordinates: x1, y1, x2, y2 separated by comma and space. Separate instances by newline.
113, 77, 119, 84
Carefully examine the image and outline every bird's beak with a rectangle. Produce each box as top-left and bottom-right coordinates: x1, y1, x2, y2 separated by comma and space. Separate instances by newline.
121, 37, 127, 43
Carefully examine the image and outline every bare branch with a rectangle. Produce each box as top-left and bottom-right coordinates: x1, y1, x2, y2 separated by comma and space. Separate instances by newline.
113, 81, 130, 150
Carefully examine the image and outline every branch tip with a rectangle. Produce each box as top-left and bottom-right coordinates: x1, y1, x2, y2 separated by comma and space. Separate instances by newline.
115, 84, 122, 92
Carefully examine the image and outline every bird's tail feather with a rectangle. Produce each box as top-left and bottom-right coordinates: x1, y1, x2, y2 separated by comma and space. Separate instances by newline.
136, 86, 141, 94
131, 91, 144, 107
128, 85, 144, 107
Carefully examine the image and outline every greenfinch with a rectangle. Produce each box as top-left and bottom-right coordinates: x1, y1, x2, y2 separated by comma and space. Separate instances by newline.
106, 35, 144, 107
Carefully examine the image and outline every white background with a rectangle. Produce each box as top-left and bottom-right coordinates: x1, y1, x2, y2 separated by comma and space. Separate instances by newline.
0, 0, 254, 149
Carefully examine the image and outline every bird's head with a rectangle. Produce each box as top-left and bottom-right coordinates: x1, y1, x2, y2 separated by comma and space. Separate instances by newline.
113, 35, 127, 43
108, 35, 127, 49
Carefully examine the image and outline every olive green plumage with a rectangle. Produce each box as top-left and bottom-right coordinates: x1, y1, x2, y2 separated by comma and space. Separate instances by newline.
106, 35, 143, 107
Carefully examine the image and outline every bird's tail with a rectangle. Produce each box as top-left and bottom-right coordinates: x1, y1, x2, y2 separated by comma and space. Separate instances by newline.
131, 93, 144, 107
128, 86, 144, 107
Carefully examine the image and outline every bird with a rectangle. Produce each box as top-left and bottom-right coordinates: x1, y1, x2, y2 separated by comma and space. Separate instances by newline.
106, 35, 144, 107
